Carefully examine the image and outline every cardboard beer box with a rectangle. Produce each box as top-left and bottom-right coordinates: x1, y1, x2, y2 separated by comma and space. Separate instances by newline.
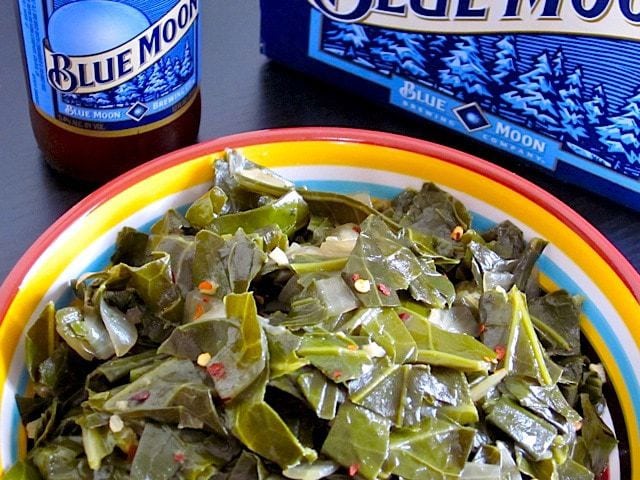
260, 0, 640, 211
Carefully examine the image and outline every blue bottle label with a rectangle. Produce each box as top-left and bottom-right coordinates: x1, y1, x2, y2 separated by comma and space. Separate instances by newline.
18, 0, 200, 134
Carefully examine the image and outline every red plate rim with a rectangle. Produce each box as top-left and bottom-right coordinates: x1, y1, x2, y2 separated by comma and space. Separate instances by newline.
1, 126, 638, 326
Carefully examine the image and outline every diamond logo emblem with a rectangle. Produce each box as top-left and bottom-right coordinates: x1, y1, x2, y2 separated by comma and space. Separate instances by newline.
453, 103, 491, 132
127, 102, 149, 122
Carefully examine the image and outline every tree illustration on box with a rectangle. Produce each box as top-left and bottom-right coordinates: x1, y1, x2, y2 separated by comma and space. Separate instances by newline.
584, 84, 609, 144
324, 21, 370, 60
489, 35, 519, 113
439, 36, 491, 104
598, 88, 640, 167
501, 51, 560, 132
387, 32, 429, 81
553, 67, 588, 142
415, 35, 454, 88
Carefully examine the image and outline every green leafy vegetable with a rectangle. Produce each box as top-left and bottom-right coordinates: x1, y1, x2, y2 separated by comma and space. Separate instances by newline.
12, 150, 615, 480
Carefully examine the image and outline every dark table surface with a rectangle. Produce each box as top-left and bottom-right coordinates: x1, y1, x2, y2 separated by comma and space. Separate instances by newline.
1, 1, 639, 283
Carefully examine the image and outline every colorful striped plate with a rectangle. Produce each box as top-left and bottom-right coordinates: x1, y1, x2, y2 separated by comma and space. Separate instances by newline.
0, 128, 638, 477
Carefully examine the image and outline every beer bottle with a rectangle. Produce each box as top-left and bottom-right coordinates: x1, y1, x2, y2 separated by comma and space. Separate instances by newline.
16, 0, 201, 183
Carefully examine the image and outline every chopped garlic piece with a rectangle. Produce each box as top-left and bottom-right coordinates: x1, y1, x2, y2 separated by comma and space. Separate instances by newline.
197, 352, 212, 367
269, 247, 289, 266
109, 414, 124, 433
362, 342, 386, 358
354, 278, 371, 293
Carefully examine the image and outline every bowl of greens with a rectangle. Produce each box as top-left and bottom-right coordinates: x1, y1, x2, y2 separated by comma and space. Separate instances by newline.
0, 128, 638, 480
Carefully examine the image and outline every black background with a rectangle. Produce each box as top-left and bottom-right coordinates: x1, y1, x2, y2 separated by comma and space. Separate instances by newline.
1, 0, 638, 282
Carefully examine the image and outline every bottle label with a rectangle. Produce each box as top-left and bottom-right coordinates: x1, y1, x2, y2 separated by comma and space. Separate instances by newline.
18, 0, 200, 135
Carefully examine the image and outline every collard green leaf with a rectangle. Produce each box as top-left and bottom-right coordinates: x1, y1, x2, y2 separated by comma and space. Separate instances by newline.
529, 290, 581, 356
355, 307, 417, 363
26, 303, 60, 387
321, 402, 391, 480
343, 216, 454, 308
502, 377, 581, 434
264, 324, 309, 379
481, 221, 526, 260
297, 369, 344, 420
282, 459, 340, 480
387, 182, 470, 259
158, 317, 238, 361
403, 308, 495, 372
230, 401, 317, 469
387, 416, 475, 479
486, 397, 558, 461
2, 461, 42, 480
311, 275, 359, 318
512, 238, 548, 291
99, 297, 138, 357
580, 394, 617, 476
131, 423, 239, 480
151, 208, 192, 235
148, 234, 195, 295
226, 231, 268, 293
55, 306, 115, 361
29, 436, 92, 479
498, 287, 555, 385
214, 451, 271, 480
209, 191, 309, 238
203, 293, 267, 401
87, 350, 164, 389
423, 367, 478, 425
348, 361, 432, 427
185, 186, 228, 229
125, 253, 183, 323
110, 226, 149, 267
192, 230, 233, 298
101, 358, 225, 434
297, 331, 372, 382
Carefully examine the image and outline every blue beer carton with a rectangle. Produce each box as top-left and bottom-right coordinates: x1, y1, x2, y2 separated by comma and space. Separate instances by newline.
260, 0, 640, 211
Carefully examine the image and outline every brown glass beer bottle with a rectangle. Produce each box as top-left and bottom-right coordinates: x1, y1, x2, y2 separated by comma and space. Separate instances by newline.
17, 0, 201, 183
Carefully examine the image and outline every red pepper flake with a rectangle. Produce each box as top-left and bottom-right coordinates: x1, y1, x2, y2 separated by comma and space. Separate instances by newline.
351, 273, 361, 283
494, 345, 506, 361
194, 303, 205, 319
202, 297, 209, 303
207, 362, 226, 379
333, 370, 343, 380
478, 323, 487, 334
450, 226, 464, 241
377, 283, 391, 296
129, 390, 150, 403
398, 312, 411, 321
348, 463, 360, 477
352, 225, 362, 233
173, 451, 186, 464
